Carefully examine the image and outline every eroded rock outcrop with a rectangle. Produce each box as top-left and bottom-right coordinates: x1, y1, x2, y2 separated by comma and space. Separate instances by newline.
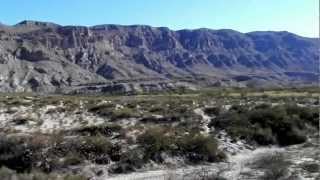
0, 21, 318, 93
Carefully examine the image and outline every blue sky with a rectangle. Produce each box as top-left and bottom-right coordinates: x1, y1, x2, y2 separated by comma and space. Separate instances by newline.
1, 0, 318, 37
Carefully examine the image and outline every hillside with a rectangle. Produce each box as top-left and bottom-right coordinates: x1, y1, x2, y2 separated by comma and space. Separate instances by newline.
0, 20, 318, 93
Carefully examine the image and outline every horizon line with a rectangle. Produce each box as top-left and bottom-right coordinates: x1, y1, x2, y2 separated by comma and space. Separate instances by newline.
1, 19, 318, 38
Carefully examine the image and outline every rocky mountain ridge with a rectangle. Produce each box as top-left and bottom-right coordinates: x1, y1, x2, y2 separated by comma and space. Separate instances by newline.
0, 20, 318, 93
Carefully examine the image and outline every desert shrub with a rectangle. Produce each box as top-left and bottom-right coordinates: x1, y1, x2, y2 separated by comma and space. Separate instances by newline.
188, 167, 227, 180
146, 100, 195, 118
177, 134, 223, 163
88, 102, 139, 120
87, 103, 114, 117
211, 104, 317, 146
94, 154, 110, 165
252, 153, 290, 180
0, 137, 32, 172
61, 153, 82, 166
204, 107, 221, 116
62, 174, 87, 180
302, 162, 320, 173
170, 105, 190, 115
148, 105, 166, 114
74, 123, 122, 137
53, 135, 114, 164
137, 127, 174, 162
12, 117, 30, 125
109, 148, 145, 174
140, 115, 181, 124
286, 105, 319, 127
229, 104, 249, 114
7, 100, 32, 107
137, 127, 225, 164
177, 118, 203, 134
4, 108, 18, 114
0, 167, 87, 180
110, 107, 139, 120
276, 128, 306, 146
109, 161, 135, 174
262, 166, 288, 180
77, 135, 113, 159
26, 133, 111, 172
252, 127, 276, 145
107, 144, 122, 162
45, 107, 66, 114
254, 103, 272, 109
11, 116, 36, 125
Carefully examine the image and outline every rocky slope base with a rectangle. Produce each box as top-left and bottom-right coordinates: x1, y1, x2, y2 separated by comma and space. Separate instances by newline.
0, 21, 319, 93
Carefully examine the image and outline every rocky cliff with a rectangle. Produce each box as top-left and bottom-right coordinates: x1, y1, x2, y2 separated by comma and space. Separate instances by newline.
0, 20, 318, 93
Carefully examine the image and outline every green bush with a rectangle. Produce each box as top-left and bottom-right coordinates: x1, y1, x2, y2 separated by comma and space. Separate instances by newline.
204, 107, 221, 116
211, 104, 317, 146
74, 123, 122, 137
62, 153, 82, 166
137, 127, 174, 162
55, 135, 114, 163
0, 167, 87, 180
252, 127, 276, 145
302, 162, 320, 173
177, 134, 222, 163
78, 135, 113, 158
137, 127, 225, 164
87, 103, 114, 117
110, 107, 139, 120
252, 153, 290, 180
109, 148, 145, 174
0, 137, 32, 172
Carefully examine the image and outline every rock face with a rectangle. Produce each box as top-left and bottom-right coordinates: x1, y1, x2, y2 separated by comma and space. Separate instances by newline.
0, 21, 318, 93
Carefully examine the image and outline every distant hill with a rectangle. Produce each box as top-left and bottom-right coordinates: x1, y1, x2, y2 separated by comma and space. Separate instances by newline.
0, 20, 318, 93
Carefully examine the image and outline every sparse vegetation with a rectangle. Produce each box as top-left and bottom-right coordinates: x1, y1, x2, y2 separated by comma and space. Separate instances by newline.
204, 107, 221, 116
210, 104, 319, 146
0, 87, 318, 178
73, 123, 122, 137
177, 133, 224, 163
110, 107, 139, 120
0, 167, 87, 180
137, 127, 225, 164
301, 162, 320, 173
137, 127, 175, 162
0, 137, 32, 173
251, 153, 291, 180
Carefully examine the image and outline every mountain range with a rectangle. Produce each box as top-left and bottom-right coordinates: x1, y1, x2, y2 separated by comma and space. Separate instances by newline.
0, 20, 318, 93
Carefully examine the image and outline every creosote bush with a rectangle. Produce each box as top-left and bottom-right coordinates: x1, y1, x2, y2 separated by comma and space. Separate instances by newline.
109, 148, 145, 174
74, 135, 113, 159
252, 153, 291, 180
73, 123, 122, 137
0, 167, 87, 180
137, 127, 174, 162
204, 107, 221, 116
177, 133, 223, 163
110, 107, 139, 120
137, 127, 225, 164
210, 104, 319, 146
301, 162, 320, 173
0, 137, 32, 173
87, 103, 114, 117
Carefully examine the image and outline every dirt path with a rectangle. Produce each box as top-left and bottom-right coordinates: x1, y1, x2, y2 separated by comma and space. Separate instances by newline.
103, 147, 284, 180
103, 135, 320, 180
